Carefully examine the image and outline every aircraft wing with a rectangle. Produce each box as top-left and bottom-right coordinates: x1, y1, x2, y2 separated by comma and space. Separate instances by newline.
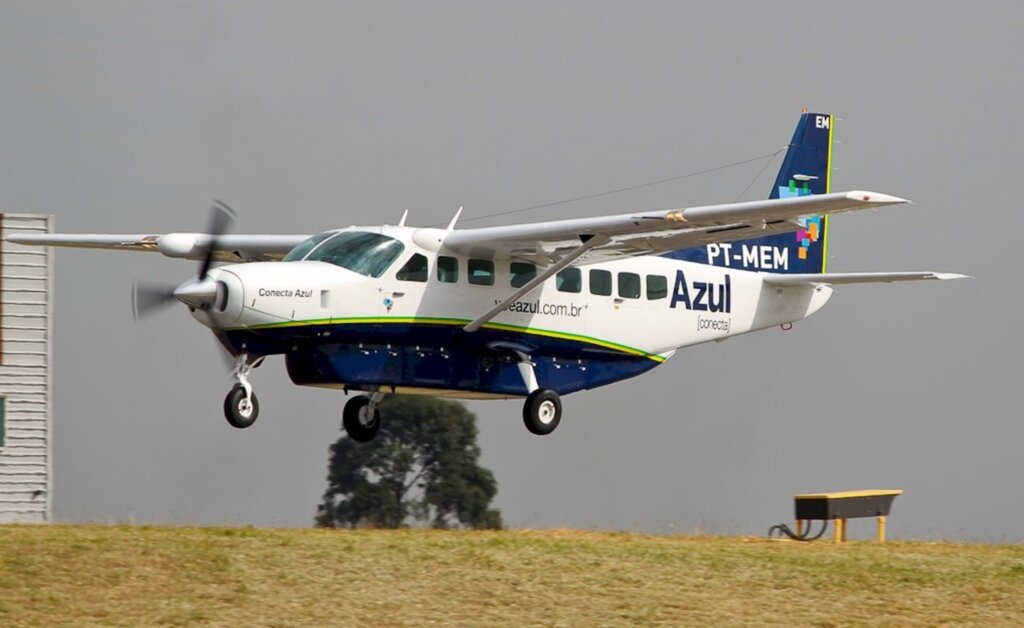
444, 190, 909, 264
3, 233, 310, 262
455, 190, 918, 332
761, 271, 970, 286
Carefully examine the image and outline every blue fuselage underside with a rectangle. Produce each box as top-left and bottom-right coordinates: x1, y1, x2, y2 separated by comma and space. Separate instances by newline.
223, 322, 660, 397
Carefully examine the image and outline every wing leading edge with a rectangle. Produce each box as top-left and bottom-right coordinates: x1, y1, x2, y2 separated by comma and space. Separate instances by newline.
3, 233, 310, 262
442, 190, 908, 263
4, 190, 906, 265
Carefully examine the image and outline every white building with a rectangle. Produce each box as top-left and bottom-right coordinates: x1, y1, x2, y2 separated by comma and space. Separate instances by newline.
0, 213, 53, 523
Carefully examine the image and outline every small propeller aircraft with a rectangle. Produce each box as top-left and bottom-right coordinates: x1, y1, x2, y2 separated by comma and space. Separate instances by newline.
5, 112, 965, 440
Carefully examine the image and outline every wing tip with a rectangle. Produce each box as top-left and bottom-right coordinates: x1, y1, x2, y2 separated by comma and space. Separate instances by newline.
845, 190, 911, 205
4, 234, 38, 244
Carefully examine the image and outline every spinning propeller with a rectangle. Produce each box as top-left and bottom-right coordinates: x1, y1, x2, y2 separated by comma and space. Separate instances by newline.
131, 201, 237, 320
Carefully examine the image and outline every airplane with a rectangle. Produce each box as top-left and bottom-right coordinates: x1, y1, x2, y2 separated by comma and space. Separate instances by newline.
5, 111, 966, 440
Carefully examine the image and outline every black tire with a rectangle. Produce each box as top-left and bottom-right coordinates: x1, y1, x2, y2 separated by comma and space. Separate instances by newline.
343, 395, 381, 442
224, 385, 259, 429
523, 389, 562, 435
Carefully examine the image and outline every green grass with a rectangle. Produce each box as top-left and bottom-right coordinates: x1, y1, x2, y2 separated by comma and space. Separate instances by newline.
2, 525, 1023, 626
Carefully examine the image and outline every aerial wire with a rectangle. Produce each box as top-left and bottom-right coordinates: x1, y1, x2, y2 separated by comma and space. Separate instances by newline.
733, 147, 784, 202
432, 147, 788, 227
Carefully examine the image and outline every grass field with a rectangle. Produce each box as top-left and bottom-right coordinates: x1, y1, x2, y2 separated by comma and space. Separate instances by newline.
1, 526, 1023, 626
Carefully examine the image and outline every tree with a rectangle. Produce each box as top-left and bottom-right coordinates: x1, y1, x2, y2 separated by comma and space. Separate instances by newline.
315, 395, 502, 530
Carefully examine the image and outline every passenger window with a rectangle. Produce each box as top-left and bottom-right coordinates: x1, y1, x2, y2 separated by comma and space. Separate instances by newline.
647, 274, 668, 300
396, 253, 428, 282
468, 259, 495, 286
618, 272, 641, 299
589, 269, 612, 296
556, 267, 582, 293
437, 256, 459, 283
510, 262, 537, 288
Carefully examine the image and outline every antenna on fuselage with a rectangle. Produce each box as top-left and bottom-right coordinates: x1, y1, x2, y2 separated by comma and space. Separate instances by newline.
397, 209, 409, 227
446, 206, 464, 231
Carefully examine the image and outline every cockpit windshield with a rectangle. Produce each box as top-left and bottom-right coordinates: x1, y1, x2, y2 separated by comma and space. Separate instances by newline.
294, 231, 405, 278
282, 231, 335, 262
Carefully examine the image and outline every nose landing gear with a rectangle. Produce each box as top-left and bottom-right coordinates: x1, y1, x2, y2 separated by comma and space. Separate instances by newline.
224, 385, 259, 428
224, 353, 264, 429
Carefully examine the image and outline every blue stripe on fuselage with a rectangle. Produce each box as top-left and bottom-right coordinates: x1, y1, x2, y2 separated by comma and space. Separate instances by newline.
223, 322, 661, 397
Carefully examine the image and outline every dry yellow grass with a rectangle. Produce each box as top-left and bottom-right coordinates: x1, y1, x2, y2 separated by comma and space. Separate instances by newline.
1, 525, 1023, 626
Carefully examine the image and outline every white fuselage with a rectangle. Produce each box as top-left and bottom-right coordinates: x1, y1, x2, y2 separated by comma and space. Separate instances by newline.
197, 226, 833, 364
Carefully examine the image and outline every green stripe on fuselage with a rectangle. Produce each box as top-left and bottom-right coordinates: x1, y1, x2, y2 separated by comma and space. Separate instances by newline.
227, 316, 667, 363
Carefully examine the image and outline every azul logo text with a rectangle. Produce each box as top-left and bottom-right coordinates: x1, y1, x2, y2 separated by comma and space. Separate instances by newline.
669, 270, 732, 313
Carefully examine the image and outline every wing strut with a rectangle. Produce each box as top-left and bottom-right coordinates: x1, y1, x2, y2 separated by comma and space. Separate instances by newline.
463, 234, 610, 333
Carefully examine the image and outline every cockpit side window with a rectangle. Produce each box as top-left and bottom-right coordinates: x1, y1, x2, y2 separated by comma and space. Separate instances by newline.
303, 231, 406, 278
396, 253, 428, 282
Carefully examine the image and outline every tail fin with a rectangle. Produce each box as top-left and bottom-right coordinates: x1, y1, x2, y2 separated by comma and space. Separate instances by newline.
667, 111, 834, 273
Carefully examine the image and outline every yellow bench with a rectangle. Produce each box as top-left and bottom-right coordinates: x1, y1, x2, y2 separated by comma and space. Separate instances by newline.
794, 489, 903, 543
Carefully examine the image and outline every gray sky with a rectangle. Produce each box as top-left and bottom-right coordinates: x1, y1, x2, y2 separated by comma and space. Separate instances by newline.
0, 2, 1017, 540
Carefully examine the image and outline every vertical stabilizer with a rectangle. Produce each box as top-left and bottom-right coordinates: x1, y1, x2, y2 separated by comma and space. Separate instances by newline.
666, 111, 834, 273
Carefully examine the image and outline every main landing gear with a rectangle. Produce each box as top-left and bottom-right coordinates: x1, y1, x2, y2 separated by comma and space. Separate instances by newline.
220, 348, 564, 437
523, 388, 562, 435
343, 392, 384, 442
224, 353, 264, 429
513, 348, 562, 436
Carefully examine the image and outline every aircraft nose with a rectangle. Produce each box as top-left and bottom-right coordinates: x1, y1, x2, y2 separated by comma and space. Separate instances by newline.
174, 277, 220, 310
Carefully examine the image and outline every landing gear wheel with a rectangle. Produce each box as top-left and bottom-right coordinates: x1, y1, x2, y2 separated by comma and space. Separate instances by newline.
224, 385, 259, 429
523, 389, 562, 435
343, 395, 381, 442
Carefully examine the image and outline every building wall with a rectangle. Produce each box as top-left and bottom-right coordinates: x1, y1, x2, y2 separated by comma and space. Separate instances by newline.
0, 213, 53, 523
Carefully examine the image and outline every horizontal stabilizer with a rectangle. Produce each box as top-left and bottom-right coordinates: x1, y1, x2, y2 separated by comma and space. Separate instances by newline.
762, 272, 970, 287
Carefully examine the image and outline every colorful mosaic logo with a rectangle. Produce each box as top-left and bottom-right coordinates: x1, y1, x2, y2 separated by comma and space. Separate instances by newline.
778, 178, 821, 260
